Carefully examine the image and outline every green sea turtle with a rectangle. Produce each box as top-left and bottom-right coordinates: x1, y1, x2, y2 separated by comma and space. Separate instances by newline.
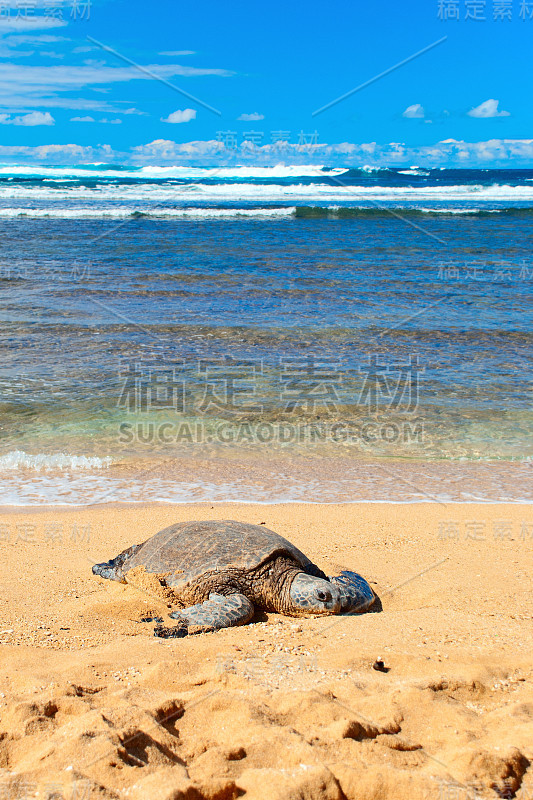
92, 520, 375, 637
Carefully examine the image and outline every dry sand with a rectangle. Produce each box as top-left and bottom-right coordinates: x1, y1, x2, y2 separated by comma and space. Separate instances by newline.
0, 502, 531, 800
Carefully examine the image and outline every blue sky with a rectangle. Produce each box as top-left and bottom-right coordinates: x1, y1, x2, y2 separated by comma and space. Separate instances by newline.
1, 0, 533, 166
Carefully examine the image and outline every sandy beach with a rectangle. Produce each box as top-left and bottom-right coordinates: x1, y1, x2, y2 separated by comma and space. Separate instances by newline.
0, 502, 531, 800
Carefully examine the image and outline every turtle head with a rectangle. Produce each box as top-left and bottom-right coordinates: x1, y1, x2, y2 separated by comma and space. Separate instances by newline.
288, 573, 342, 616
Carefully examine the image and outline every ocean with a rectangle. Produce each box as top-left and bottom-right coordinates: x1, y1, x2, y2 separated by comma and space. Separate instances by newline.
0, 164, 531, 505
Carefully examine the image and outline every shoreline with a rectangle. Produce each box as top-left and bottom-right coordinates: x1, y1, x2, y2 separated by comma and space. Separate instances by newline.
1, 498, 533, 513
1, 456, 532, 506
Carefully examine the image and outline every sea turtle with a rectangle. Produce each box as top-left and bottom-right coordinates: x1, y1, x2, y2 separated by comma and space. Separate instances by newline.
92, 520, 375, 637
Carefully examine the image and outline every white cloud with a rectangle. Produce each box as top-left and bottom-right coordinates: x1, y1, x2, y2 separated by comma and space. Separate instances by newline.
0, 62, 232, 111
4, 136, 533, 170
1, 96, 118, 111
0, 47, 34, 58
0, 62, 231, 88
0, 17, 66, 32
36, 143, 97, 159
71, 115, 122, 124
467, 99, 510, 118
131, 137, 533, 168
0, 142, 116, 164
161, 108, 197, 123
15, 110, 54, 125
133, 138, 224, 160
4, 34, 66, 44
238, 112, 265, 121
402, 103, 425, 119
159, 50, 195, 56
0, 33, 66, 57
0, 110, 54, 125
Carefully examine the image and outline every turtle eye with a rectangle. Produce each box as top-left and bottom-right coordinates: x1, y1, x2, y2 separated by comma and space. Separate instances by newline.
317, 589, 332, 603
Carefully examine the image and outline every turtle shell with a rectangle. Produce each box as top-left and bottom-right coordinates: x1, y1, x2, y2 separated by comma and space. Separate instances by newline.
122, 520, 313, 591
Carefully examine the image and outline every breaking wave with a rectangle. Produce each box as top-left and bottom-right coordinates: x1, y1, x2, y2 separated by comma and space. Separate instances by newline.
0, 164, 349, 180
0, 206, 296, 219
0, 451, 113, 471
3, 204, 533, 220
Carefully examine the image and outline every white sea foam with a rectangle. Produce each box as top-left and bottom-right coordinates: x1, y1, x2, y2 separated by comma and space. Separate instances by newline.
2, 181, 533, 206
0, 206, 296, 219
419, 207, 481, 214
0, 451, 112, 471
398, 168, 430, 176
0, 164, 349, 180
137, 165, 350, 179
0, 469, 530, 506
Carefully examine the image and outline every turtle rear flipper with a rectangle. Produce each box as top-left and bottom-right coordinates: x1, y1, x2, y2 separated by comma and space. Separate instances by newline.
155, 592, 254, 637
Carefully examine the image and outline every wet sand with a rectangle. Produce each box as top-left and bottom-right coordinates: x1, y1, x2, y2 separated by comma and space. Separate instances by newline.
0, 502, 532, 799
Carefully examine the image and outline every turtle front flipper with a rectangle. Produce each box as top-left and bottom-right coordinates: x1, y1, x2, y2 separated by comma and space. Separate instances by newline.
328, 571, 375, 613
154, 593, 255, 638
